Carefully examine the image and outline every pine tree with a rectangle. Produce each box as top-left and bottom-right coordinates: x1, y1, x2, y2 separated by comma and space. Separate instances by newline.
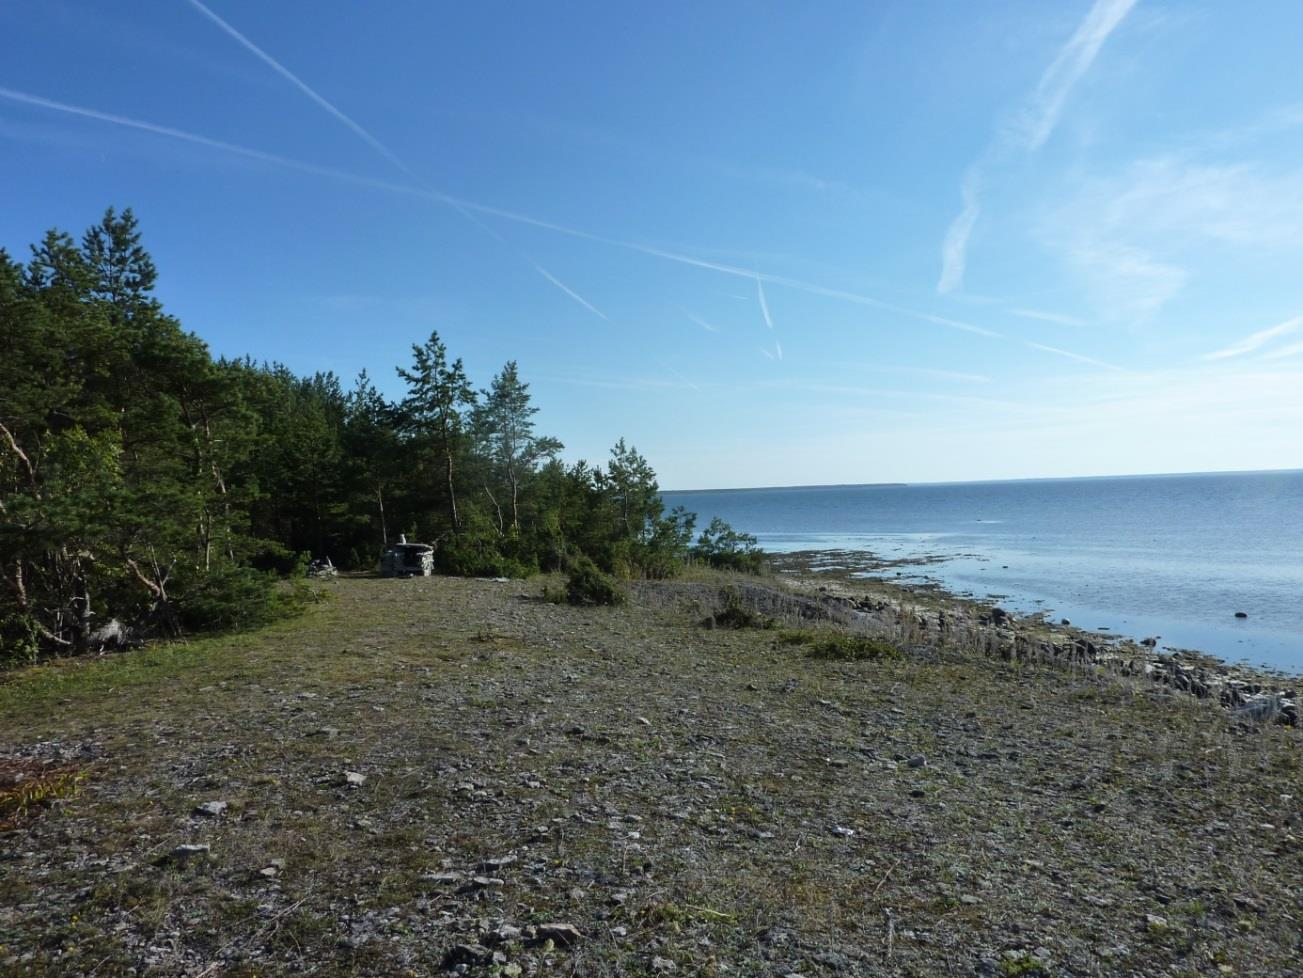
397, 332, 476, 532
474, 361, 562, 532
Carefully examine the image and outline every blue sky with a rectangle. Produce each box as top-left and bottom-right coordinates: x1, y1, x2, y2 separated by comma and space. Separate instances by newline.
4, 0, 1303, 488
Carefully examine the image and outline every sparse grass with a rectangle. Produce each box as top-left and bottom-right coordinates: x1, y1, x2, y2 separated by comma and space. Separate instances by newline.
780, 629, 902, 661
0, 573, 1299, 977
0, 758, 89, 828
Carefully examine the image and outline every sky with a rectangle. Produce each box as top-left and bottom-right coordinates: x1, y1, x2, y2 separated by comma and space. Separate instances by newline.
3, 0, 1303, 489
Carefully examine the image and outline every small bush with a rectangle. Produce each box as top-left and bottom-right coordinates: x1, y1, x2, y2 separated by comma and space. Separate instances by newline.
692, 517, 766, 574
0, 758, 89, 828
781, 630, 901, 661
173, 563, 311, 633
565, 555, 627, 606
0, 612, 41, 667
701, 586, 774, 629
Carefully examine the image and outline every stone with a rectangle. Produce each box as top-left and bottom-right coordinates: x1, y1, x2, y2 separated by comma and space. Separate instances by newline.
193, 800, 228, 817
457, 876, 505, 894
422, 871, 463, 885
444, 944, 493, 966
651, 957, 677, 972
830, 825, 855, 837
1144, 914, 1169, 933
534, 922, 582, 946
169, 844, 210, 863
343, 771, 366, 787
1234, 611, 1248, 619
906, 754, 927, 769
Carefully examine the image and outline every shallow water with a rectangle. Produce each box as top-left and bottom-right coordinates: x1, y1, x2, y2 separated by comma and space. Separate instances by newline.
664, 470, 1303, 673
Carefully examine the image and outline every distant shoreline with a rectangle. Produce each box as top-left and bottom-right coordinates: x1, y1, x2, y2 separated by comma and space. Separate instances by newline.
662, 482, 907, 495
770, 548, 1301, 719
662, 465, 1303, 494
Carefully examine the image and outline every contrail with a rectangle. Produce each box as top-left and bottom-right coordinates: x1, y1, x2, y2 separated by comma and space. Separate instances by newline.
0, 85, 386, 185
757, 278, 774, 330
938, 0, 1138, 294
1025, 341, 1125, 372
191, 0, 1015, 343
0, 84, 998, 339
183, 0, 417, 180
183, 0, 608, 320
527, 259, 608, 320
682, 309, 720, 333
774, 338, 784, 361
657, 361, 701, 391
10, 86, 1131, 366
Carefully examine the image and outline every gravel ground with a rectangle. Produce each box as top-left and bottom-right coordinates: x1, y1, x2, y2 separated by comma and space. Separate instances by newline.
1, 572, 1300, 978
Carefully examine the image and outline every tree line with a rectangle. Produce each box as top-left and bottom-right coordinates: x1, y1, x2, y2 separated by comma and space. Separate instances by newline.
0, 208, 761, 661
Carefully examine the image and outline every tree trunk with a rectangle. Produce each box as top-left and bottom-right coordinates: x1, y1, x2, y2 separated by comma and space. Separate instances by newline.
483, 485, 504, 534
446, 452, 459, 531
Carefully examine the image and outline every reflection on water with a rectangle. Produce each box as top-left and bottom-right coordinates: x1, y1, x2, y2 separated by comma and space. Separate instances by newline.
665, 470, 1303, 672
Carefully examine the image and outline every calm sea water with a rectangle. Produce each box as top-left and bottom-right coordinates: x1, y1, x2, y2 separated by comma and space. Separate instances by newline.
664, 470, 1303, 673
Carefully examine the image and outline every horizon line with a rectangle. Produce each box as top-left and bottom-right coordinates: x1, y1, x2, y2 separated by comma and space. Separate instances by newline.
661, 465, 1303, 494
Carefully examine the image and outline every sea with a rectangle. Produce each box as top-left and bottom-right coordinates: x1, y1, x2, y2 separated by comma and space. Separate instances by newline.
663, 469, 1303, 674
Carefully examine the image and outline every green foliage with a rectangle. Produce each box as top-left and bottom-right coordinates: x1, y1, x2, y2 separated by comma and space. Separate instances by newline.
693, 516, 766, 573
705, 586, 773, 629
171, 563, 311, 634
436, 514, 537, 579
564, 555, 627, 607
0, 613, 41, 667
783, 631, 902, 661
0, 207, 763, 662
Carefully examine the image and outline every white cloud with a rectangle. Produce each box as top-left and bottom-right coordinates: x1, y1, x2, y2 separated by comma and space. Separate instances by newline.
1043, 157, 1303, 321
1203, 316, 1303, 360
938, 167, 982, 294
1057, 241, 1188, 323
1011, 0, 1140, 152
937, 0, 1137, 294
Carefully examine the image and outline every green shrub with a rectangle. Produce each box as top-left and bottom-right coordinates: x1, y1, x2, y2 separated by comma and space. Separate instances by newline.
692, 517, 766, 573
173, 563, 312, 633
436, 516, 540, 579
781, 630, 901, 661
703, 586, 771, 629
564, 555, 627, 606
0, 611, 41, 667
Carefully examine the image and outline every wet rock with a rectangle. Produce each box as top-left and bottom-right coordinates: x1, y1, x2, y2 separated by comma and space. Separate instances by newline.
1234, 611, 1248, 619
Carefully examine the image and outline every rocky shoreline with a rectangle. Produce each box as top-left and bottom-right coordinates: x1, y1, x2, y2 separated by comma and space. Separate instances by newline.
769, 549, 1300, 728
